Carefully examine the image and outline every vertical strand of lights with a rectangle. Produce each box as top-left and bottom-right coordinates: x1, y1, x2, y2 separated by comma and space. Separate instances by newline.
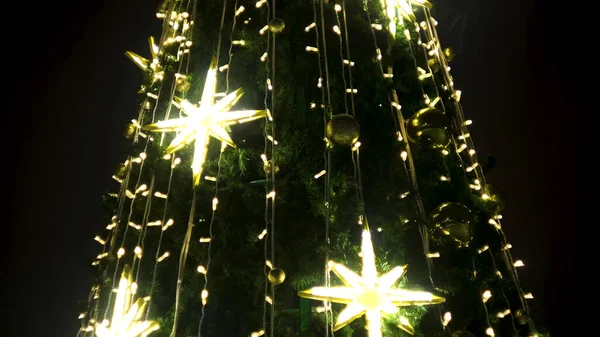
197, 1, 238, 336
420, 6, 536, 335
335, 2, 357, 117
85, 159, 131, 336
268, 1, 278, 335
317, 1, 333, 334
197, 142, 228, 336
103, 128, 152, 323
167, 1, 200, 334
308, 0, 333, 335
104, 0, 197, 323
85, 0, 196, 334
132, 174, 156, 283
258, 0, 273, 335
145, 155, 178, 320
159, 0, 195, 142
363, 2, 447, 331
224, 0, 241, 94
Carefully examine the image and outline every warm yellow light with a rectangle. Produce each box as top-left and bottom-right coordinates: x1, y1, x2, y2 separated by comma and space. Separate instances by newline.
95, 266, 159, 337
380, 1, 432, 38
201, 290, 208, 305
143, 57, 266, 186
442, 312, 452, 326
299, 228, 444, 336
514, 260, 525, 267
482, 290, 492, 303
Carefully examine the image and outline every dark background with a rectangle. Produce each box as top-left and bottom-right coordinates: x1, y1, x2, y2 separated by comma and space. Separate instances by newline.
2, 0, 575, 336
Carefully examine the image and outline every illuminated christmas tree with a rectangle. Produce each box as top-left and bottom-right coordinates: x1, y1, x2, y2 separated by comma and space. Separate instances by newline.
75, 1, 547, 337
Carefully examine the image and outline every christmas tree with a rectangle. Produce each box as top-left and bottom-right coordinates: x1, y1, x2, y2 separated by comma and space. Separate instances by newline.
75, 1, 547, 337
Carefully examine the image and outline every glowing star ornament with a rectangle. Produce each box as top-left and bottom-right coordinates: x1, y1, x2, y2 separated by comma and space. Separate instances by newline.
143, 56, 266, 186
380, 0, 432, 37
95, 265, 159, 337
125, 36, 160, 72
299, 227, 444, 336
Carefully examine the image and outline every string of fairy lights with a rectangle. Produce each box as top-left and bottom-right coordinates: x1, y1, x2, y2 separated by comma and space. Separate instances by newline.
421, 4, 536, 335
78, 0, 198, 335
406, 9, 510, 335
360, 1, 537, 336
257, 1, 280, 336
311, 0, 335, 335
197, 0, 242, 335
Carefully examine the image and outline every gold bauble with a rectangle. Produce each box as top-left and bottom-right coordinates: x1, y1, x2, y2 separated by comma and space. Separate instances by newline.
326, 114, 360, 147
406, 107, 451, 149
267, 268, 286, 285
428, 202, 475, 248
269, 18, 285, 33
175, 76, 191, 93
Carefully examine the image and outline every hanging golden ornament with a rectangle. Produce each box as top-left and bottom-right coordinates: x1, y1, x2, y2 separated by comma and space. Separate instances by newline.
269, 18, 286, 33
175, 76, 191, 93
326, 114, 360, 147
267, 268, 286, 285
406, 107, 451, 149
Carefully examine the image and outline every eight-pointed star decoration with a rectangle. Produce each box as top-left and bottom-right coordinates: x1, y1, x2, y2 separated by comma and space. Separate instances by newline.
298, 226, 444, 337
125, 36, 160, 72
143, 56, 267, 186
95, 265, 159, 337
381, 0, 432, 37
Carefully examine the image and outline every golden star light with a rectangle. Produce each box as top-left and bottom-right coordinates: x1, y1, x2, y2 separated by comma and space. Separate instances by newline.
95, 265, 159, 337
125, 37, 163, 81
298, 227, 444, 336
143, 56, 266, 186
381, 0, 432, 37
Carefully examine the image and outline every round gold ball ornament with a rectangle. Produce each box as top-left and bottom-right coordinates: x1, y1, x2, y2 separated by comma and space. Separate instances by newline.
267, 268, 286, 285
326, 114, 360, 147
428, 202, 476, 248
406, 107, 451, 149
269, 18, 285, 33
175, 76, 191, 93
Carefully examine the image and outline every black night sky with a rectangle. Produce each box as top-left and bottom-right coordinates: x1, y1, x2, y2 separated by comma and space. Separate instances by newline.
3, 1, 575, 336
